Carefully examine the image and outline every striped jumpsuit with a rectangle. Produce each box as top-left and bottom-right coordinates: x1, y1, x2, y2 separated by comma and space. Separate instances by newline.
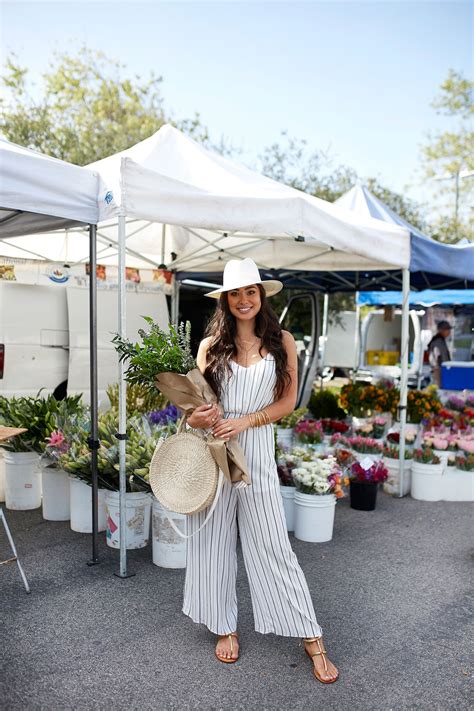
182, 353, 323, 638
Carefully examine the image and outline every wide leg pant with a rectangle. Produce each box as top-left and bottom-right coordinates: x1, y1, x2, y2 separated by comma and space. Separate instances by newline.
182, 468, 324, 638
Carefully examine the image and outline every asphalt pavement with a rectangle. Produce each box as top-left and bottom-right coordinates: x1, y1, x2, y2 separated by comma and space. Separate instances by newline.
1, 490, 472, 710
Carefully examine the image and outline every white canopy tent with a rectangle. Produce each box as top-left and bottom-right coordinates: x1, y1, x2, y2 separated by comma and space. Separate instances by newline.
0, 138, 102, 565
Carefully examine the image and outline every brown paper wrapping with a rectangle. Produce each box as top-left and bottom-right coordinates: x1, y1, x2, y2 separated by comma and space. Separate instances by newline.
154, 369, 250, 486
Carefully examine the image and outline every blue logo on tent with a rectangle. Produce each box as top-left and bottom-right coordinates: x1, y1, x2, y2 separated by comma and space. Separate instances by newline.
105, 191, 113, 204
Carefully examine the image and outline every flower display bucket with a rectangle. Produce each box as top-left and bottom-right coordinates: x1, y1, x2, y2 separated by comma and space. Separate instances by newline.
349, 480, 378, 511
276, 427, 294, 450
105, 490, 152, 549
443, 468, 474, 502
433, 450, 452, 467
69, 476, 107, 533
4, 451, 42, 510
279, 485, 295, 531
42, 467, 70, 521
294, 492, 336, 543
0, 449, 5, 502
152, 498, 187, 568
382, 458, 412, 497
410, 462, 444, 502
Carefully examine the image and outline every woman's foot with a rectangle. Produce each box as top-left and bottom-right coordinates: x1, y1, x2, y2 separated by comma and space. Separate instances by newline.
215, 632, 239, 663
303, 636, 339, 683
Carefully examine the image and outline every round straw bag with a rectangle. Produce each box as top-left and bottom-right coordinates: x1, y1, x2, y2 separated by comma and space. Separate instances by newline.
149, 416, 220, 515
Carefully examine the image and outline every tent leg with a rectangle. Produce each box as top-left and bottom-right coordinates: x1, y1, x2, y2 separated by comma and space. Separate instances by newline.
115, 212, 135, 579
353, 292, 361, 376
171, 273, 180, 326
398, 268, 410, 498
319, 292, 329, 390
87, 223, 100, 566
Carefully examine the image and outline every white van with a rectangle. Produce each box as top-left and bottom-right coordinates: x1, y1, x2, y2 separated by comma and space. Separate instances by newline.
0, 281, 169, 404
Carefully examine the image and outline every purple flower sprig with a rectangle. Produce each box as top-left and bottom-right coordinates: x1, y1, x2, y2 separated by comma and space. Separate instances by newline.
149, 404, 179, 426
350, 460, 388, 484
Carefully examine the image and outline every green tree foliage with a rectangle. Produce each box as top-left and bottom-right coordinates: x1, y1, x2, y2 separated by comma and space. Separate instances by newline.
420, 69, 473, 243
0, 46, 212, 165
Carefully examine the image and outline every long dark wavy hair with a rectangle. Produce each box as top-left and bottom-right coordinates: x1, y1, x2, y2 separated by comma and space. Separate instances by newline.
203, 284, 291, 401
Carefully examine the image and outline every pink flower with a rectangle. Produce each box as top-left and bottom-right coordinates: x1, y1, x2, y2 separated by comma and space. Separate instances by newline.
458, 440, 474, 454
433, 439, 448, 450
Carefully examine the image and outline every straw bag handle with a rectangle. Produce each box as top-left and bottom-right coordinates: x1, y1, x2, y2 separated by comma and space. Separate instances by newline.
158, 468, 224, 540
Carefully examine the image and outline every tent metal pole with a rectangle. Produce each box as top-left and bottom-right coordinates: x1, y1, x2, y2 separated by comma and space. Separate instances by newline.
171, 272, 180, 326
320, 293, 329, 389
398, 268, 410, 498
87, 223, 100, 566
161, 224, 166, 265
354, 292, 361, 375
115, 210, 134, 579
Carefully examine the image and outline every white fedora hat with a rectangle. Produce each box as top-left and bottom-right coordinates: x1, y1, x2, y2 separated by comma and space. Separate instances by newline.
204, 258, 283, 299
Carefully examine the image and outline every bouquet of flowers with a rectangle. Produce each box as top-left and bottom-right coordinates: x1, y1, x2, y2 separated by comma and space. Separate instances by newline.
348, 436, 383, 455
372, 416, 387, 439
292, 456, 347, 497
294, 419, 324, 445
386, 430, 416, 446
407, 387, 442, 424
349, 459, 388, 484
383, 445, 413, 460
454, 453, 474, 471
412, 447, 441, 464
113, 318, 249, 485
330, 433, 351, 448
320, 419, 350, 435
445, 394, 466, 412
276, 452, 299, 487
334, 447, 355, 468
457, 438, 474, 454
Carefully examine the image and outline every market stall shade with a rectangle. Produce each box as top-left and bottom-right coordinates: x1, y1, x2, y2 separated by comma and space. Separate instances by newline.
335, 184, 474, 283
0, 137, 99, 241
87, 123, 410, 272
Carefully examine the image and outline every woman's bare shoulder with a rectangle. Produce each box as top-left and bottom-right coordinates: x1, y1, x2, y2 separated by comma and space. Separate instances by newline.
281, 330, 296, 346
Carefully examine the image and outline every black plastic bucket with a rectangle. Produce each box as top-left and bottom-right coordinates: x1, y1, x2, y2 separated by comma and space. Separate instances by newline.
350, 480, 378, 511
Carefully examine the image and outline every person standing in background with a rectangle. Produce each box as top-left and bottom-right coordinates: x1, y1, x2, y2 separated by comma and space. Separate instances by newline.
427, 320, 452, 386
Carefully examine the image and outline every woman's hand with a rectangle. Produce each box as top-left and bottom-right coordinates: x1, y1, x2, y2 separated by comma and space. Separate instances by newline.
212, 416, 250, 440
187, 403, 221, 430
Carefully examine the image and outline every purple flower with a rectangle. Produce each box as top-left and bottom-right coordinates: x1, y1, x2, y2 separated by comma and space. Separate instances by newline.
149, 404, 179, 425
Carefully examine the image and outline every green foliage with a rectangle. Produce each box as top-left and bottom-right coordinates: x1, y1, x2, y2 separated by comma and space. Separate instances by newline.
0, 46, 221, 165
0, 394, 83, 452
308, 389, 345, 420
106, 382, 168, 416
58, 409, 165, 492
420, 69, 473, 243
278, 407, 308, 429
112, 318, 196, 390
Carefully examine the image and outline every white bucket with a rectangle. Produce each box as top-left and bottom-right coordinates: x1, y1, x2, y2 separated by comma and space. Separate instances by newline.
4, 451, 42, 510
280, 485, 295, 531
42, 467, 70, 521
276, 427, 294, 450
152, 498, 187, 568
0, 449, 5, 502
411, 462, 444, 501
294, 491, 336, 543
105, 490, 152, 549
433, 450, 453, 467
69, 475, 107, 533
443, 468, 474, 502
382, 457, 412, 497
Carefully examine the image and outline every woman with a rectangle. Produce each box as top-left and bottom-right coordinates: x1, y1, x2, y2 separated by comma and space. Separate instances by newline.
185, 258, 339, 684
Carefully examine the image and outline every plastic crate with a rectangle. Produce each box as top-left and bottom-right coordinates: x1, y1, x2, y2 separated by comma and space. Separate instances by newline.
441, 362, 474, 390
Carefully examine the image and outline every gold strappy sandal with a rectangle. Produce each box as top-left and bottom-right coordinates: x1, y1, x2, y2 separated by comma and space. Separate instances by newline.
303, 636, 339, 684
215, 632, 239, 664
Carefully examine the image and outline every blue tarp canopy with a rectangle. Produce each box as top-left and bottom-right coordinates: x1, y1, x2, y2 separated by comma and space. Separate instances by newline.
335, 185, 474, 285
357, 289, 474, 306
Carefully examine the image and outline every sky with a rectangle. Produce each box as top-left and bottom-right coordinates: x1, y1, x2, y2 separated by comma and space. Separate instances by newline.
1, 0, 472, 217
